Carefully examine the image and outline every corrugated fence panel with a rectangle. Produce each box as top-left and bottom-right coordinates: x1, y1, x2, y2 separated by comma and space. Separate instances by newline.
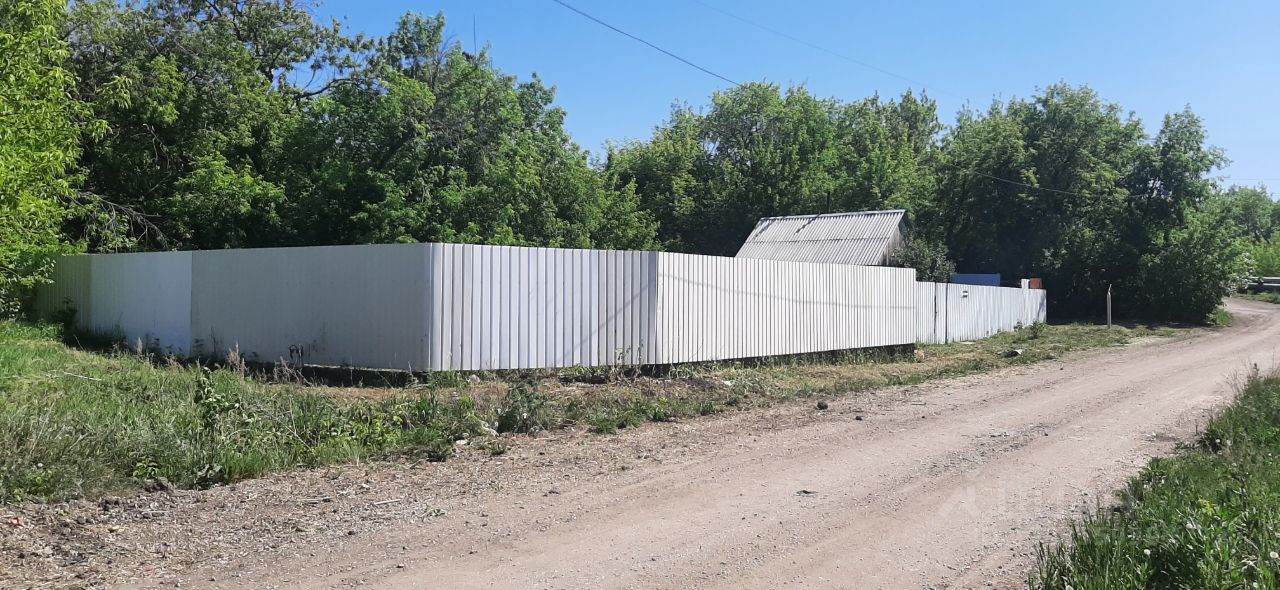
915, 282, 1048, 344
93, 252, 193, 355
37, 253, 192, 354
653, 253, 916, 364
420, 245, 659, 370
915, 282, 936, 344
191, 244, 429, 369
35, 255, 92, 326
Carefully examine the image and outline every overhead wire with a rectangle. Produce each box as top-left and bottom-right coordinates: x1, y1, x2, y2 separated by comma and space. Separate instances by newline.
548, 0, 738, 86
687, 0, 961, 100
965, 169, 1132, 199
546, 1, 1267, 197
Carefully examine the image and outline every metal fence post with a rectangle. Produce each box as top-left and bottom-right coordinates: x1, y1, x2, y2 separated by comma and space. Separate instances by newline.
1106, 284, 1112, 329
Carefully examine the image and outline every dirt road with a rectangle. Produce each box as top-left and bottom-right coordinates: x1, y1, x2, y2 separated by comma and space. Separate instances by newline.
13, 301, 1278, 590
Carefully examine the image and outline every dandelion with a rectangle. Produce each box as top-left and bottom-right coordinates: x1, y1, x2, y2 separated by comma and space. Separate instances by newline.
1271, 551, 1279, 560
1143, 548, 1151, 556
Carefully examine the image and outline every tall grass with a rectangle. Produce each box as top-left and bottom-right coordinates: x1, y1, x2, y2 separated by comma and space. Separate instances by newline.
0, 322, 487, 503
0, 319, 1174, 504
1031, 371, 1280, 589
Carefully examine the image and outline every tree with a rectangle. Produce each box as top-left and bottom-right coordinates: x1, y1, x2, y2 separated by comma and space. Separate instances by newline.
888, 234, 955, 282
608, 84, 939, 254
1206, 185, 1276, 242
1250, 236, 1280, 277
0, 0, 88, 316
605, 108, 709, 251
270, 12, 655, 249
65, 5, 654, 251
928, 84, 1238, 321
1133, 207, 1250, 319
931, 85, 1146, 290
65, 0, 351, 250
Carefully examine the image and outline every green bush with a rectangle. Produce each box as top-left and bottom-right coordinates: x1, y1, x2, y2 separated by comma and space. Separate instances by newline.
1130, 210, 1252, 322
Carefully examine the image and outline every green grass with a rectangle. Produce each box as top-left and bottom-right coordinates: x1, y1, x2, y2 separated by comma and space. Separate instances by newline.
1207, 307, 1233, 326
1237, 291, 1280, 305
0, 322, 489, 503
1030, 371, 1280, 590
0, 319, 1177, 504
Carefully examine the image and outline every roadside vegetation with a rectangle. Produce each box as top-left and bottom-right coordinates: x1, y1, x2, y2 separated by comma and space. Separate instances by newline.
0, 319, 1178, 504
1236, 291, 1280, 305
1030, 371, 1280, 589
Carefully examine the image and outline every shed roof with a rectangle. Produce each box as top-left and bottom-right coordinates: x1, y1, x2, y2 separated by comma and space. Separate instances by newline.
734, 209, 907, 266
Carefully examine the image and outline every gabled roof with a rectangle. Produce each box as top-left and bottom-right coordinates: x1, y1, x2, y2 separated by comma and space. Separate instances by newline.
734, 209, 907, 266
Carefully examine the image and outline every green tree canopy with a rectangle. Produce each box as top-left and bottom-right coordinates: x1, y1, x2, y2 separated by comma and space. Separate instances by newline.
65, 3, 654, 251
0, 0, 90, 316
607, 83, 939, 254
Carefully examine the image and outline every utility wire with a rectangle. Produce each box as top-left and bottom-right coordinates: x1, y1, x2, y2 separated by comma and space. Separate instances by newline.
684, 2, 1140, 199
548, 0, 739, 86
965, 170, 1119, 199
688, 0, 960, 99
553, 0, 1246, 201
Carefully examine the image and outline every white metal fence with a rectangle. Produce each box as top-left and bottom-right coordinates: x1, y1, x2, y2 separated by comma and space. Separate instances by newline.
36, 244, 1043, 369
915, 282, 1048, 344
36, 243, 922, 370
653, 253, 915, 364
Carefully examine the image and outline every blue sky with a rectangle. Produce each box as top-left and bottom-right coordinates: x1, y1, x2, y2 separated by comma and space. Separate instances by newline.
313, 0, 1279, 189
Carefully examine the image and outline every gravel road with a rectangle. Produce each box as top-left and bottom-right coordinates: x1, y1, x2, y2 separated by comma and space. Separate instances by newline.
9, 300, 1277, 590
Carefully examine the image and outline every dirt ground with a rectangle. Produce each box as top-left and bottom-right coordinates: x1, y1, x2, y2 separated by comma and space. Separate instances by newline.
4, 299, 1277, 590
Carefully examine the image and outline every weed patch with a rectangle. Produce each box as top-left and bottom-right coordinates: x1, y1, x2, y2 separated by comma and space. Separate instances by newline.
0, 322, 489, 502
1029, 370, 1280, 589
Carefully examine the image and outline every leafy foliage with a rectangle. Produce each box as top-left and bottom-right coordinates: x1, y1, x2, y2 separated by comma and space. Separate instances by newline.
65, 3, 656, 252
0, 0, 84, 208
888, 235, 956, 282
0, 0, 91, 316
1252, 236, 1280, 277
607, 84, 939, 253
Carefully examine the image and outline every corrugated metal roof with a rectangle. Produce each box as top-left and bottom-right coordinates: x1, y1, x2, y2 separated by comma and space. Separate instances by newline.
734, 209, 907, 266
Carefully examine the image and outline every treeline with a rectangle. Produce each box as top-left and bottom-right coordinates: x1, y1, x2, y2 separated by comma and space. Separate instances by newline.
608, 82, 1263, 319
1, 0, 1272, 321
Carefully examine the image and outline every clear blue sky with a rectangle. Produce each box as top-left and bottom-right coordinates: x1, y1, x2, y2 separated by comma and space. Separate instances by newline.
313, 0, 1279, 190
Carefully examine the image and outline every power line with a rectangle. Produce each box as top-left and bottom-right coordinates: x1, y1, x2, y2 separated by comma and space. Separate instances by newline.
688, 0, 961, 99
548, 0, 738, 86
966, 170, 1119, 199
684, 2, 1161, 200
552, 1, 1238, 203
